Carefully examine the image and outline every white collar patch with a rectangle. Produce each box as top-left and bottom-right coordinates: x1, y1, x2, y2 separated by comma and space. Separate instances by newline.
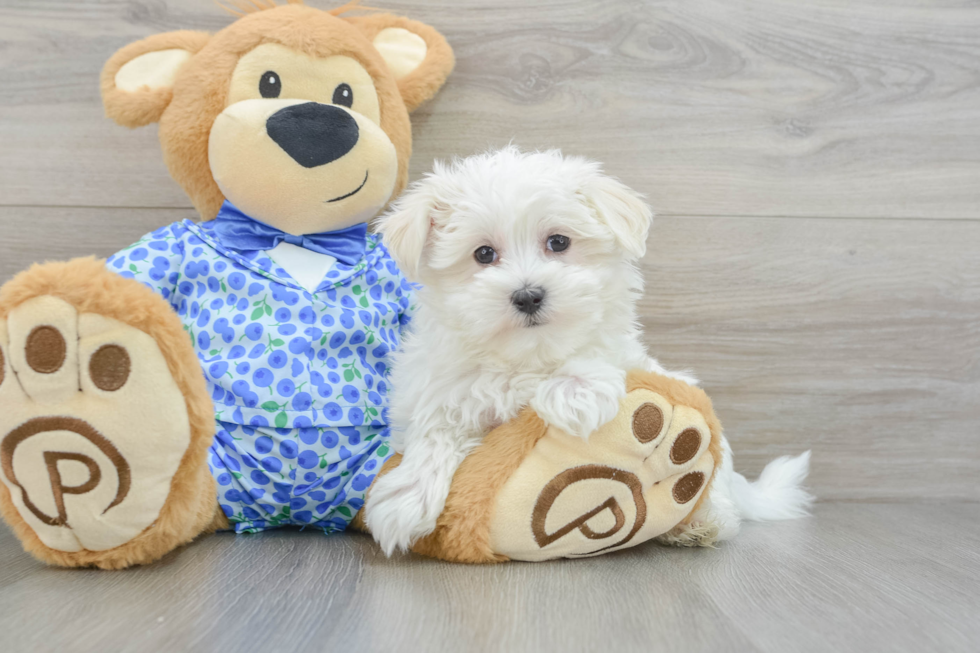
266, 241, 337, 293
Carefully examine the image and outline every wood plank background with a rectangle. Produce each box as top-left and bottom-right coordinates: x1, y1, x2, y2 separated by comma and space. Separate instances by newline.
1, 0, 977, 501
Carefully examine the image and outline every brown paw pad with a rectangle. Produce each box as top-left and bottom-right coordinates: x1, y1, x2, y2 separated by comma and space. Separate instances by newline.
632, 403, 665, 444
89, 344, 131, 392
25, 325, 66, 374
670, 428, 702, 465
672, 471, 705, 504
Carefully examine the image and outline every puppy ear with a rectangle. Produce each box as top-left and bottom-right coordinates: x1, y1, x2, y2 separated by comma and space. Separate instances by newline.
347, 14, 454, 112
578, 168, 653, 260
101, 31, 210, 128
376, 179, 440, 281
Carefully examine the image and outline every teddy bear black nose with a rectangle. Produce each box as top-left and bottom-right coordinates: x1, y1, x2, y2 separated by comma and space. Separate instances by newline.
266, 102, 359, 169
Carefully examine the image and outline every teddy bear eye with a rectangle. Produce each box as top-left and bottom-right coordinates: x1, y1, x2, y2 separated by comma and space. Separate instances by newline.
332, 83, 353, 108
259, 71, 281, 98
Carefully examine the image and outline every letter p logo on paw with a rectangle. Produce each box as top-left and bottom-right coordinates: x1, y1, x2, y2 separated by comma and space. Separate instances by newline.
1, 417, 131, 529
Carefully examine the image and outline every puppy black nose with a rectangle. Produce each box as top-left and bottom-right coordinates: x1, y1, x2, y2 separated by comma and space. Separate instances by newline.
266, 102, 359, 168
511, 287, 546, 315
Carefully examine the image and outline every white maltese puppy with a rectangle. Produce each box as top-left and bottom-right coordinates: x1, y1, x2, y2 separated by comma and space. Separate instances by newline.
366, 147, 811, 555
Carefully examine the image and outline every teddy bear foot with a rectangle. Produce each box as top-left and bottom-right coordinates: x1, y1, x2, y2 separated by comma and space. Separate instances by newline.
380, 371, 723, 563
487, 372, 720, 561
379, 371, 724, 563
0, 259, 219, 568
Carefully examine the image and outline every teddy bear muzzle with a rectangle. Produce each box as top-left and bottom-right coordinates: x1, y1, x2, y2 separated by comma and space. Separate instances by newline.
207, 96, 399, 236
266, 101, 359, 169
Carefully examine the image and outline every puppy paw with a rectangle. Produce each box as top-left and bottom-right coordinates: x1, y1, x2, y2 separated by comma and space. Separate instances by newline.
531, 367, 625, 439
365, 466, 443, 556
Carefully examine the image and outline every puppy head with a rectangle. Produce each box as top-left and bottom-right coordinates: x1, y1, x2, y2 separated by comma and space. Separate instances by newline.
379, 147, 653, 365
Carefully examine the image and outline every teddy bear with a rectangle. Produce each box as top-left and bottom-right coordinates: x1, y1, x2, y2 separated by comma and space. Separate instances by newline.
0, 0, 723, 569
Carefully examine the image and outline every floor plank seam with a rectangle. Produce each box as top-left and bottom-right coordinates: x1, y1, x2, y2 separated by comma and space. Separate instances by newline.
2, 204, 979, 223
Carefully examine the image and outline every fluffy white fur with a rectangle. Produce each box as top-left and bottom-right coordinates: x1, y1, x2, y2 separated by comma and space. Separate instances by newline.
366, 147, 812, 555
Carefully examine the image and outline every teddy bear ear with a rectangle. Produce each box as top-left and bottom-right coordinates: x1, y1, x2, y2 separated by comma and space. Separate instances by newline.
346, 14, 455, 112
101, 31, 211, 128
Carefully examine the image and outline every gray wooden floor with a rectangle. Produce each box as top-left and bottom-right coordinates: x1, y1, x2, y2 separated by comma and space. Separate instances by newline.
1, 0, 979, 651
2, 503, 979, 653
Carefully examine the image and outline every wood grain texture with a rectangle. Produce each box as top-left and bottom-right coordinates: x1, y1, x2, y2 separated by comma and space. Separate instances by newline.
640, 215, 980, 501
1, 0, 980, 216
2, 502, 979, 653
0, 207, 196, 281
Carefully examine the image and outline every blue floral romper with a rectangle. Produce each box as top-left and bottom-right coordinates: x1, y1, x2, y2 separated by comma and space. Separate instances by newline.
107, 219, 413, 533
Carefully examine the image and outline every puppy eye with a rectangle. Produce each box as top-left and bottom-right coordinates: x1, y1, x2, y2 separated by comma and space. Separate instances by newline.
259, 71, 281, 98
332, 83, 353, 108
547, 234, 570, 253
474, 245, 498, 265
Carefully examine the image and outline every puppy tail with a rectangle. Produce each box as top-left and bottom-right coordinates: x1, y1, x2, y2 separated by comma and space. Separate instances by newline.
730, 450, 814, 521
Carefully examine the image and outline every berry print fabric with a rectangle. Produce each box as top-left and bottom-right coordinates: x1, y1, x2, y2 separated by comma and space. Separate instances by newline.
107, 219, 414, 533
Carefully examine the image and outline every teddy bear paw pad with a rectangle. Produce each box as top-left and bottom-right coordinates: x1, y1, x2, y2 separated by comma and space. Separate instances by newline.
489, 386, 716, 561
0, 296, 191, 553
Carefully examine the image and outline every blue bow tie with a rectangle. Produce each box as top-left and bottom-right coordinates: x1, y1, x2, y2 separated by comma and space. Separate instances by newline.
212, 201, 367, 266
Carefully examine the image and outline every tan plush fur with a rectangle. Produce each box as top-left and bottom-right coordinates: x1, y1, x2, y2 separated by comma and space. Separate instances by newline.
100, 30, 212, 128
361, 410, 549, 563
0, 259, 218, 569
101, 2, 454, 221
346, 13, 456, 112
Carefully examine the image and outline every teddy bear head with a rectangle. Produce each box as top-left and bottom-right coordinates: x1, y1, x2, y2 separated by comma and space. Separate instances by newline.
101, 0, 453, 236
